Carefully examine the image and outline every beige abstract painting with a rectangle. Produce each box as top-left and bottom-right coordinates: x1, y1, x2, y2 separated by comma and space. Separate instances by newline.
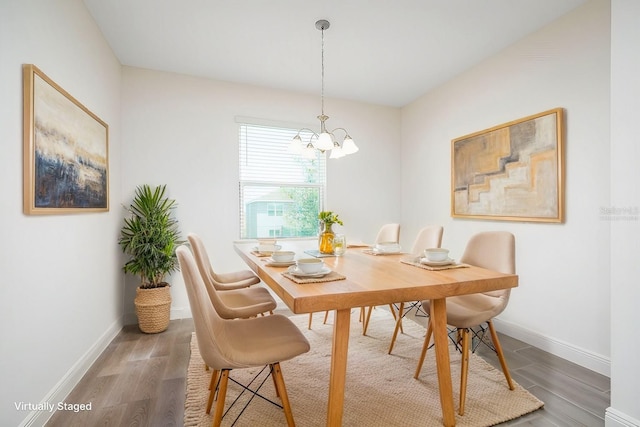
452, 108, 564, 222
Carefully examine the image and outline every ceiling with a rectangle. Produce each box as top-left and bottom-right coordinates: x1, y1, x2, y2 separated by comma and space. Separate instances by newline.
83, 0, 587, 108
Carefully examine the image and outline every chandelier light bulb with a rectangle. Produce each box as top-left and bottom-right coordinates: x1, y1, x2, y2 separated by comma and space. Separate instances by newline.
329, 143, 345, 159
341, 136, 359, 155
288, 135, 304, 154
315, 132, 334, 151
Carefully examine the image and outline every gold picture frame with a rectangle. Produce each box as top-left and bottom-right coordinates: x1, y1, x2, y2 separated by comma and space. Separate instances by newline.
23, 64, 109, 214
451, 108, 564, 223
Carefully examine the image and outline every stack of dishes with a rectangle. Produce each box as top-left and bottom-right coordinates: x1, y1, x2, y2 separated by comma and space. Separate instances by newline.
287, 258, 331, 278
373, 242, 402, 254
267, 251, 296, 267
420, 248, 455, 266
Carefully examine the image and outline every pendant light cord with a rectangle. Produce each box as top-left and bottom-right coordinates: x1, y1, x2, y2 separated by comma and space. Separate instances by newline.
320, 25, 325, 117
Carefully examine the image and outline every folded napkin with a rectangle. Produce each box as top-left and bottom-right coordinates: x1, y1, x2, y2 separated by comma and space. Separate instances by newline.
400, 258, 470, 271
362, 249, 403, 256
282, 271, 346, 284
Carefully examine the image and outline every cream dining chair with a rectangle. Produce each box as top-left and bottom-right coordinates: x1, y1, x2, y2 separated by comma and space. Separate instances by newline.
188, 233, 277, 318
360, 223, 403, 335
188, 233, 261, 290
387, 225, 443, 353
177, 246, 310, 427
414, 231, 516, 416
308, 223, 401, 331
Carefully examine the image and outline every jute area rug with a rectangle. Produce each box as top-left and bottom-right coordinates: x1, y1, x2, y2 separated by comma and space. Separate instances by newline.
185, 309, 543, 426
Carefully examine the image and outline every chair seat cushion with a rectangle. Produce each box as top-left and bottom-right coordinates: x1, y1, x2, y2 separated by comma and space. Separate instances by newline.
221, 314, 311, 368
422, 292, 509, 329
215, 270, 261, 290
218, 286, 277, 318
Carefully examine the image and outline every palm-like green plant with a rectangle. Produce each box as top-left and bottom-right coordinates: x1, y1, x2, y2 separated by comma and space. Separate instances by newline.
118, 185, 184, 288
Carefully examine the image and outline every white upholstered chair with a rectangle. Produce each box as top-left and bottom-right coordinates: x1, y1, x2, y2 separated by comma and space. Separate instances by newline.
177, 246, 310, 426
414, 231, 516, 416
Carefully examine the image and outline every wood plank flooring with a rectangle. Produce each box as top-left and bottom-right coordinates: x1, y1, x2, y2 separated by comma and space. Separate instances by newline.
46, 298, 609, 426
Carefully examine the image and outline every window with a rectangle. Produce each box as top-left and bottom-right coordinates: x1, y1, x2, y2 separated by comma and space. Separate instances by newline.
239, 122, 326, 239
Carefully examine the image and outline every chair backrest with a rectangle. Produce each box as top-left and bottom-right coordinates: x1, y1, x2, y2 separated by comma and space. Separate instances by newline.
176, 245, 238, 369
410, 226, 444, 255
188, 232, 225, 290
187, 234, 246, 319
375, 223, 400, 244
460, 231, 515, 300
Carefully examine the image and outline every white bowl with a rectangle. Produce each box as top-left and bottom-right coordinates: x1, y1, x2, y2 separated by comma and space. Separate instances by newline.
296, 258, 324, 274
424, 248, 449, 262
272, 251, 295, 262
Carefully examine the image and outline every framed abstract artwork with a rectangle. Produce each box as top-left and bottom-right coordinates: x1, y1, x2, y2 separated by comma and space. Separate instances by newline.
23, 64, 109, 214
451, 108, 564, 222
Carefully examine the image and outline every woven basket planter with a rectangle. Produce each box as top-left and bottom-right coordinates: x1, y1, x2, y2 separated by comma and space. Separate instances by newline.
135, 285, 171, 333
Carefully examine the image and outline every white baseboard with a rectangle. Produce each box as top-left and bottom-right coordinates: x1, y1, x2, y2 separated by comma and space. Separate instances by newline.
492, 318, 610, 377
606, 407, 640, 427
19, 318, 123, 427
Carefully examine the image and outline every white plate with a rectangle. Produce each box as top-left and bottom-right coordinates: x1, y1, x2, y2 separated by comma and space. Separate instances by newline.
420, 257, 455, 266
266, 259, 296, 267
287, 265, 332, 277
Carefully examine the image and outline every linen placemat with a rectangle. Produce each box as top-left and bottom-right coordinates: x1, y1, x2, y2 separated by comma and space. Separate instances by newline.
282, 271, 346, 284
400, 258, 470, 271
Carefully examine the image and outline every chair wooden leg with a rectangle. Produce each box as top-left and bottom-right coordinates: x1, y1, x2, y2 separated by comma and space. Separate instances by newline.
271, 362, 296, 427
308, 313, 313, 330
389, 303, 404, 333
271, 366, 281, 397
206, 369, 219, 414
212, 370, 229, 427
323, 310, 330, 324
208, 369, 218, 390
459, 329, 470, 416
414, 320, 433, 378
487, 320, 515, 390
363, 306, 373, 335
388, 302, 405, 354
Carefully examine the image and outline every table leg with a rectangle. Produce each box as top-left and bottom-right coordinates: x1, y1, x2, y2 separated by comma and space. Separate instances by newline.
431, 298, 455, 427
326, 308, 351, 426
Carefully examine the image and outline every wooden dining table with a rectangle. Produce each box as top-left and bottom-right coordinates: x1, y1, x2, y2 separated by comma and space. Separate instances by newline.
234, 240, 518, 427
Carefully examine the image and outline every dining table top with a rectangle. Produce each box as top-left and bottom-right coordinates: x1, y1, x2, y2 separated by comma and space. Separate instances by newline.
233, 240, 518, 314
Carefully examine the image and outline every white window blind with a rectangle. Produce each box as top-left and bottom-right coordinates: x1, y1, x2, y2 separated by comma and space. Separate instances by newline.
239, 123, 326, 239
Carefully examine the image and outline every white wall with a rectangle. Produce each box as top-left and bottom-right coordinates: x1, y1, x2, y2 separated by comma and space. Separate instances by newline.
401, 0, 611, 375
608, 1, 640, 425
120, 67, 401, 322
0, 1, 123, 426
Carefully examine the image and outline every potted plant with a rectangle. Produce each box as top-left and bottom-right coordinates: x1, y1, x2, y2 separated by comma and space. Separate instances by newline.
118, 184, 184, 333
318, 211, 343, 254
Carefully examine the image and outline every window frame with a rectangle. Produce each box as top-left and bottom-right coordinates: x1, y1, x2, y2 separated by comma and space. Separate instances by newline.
237, 119, 327, 240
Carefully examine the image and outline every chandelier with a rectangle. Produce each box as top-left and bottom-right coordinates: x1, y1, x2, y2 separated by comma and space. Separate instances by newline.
289, 19, 359, 159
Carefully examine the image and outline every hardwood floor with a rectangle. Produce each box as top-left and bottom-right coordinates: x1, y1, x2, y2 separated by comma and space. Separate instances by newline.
46, 299, 609, 426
